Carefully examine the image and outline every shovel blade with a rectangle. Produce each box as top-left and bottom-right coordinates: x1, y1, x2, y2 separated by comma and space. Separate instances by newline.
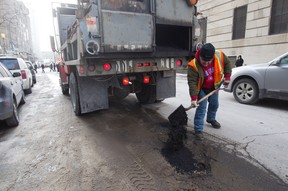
168, 105, 188, 126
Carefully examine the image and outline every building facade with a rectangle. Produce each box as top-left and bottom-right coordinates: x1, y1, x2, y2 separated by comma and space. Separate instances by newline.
0, 0, 33, 60
196, 0, 288, 65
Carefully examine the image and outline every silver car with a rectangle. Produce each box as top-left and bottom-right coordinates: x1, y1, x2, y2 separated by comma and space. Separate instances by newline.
225, 52, 288, 104
0, 63, 26, 127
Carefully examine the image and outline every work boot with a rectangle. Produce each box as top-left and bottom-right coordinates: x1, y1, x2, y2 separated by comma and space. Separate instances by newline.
195, 131, 204, 141
207, 120, 221, 129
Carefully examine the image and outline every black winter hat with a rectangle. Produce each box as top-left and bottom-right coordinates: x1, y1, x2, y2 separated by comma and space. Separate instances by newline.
200, 43, 215, 61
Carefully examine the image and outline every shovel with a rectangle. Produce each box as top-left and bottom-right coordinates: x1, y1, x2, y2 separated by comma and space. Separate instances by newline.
168, 79, 224, 127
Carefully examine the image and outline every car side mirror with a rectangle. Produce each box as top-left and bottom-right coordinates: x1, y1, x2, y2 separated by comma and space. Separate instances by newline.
13, 72, 21, 77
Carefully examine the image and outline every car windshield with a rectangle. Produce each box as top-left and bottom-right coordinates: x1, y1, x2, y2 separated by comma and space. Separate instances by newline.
0, 59, 20, 70
269, 52, 288, 64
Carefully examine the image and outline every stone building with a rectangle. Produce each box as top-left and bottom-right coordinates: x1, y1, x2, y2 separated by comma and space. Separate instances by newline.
196, 0, 288, 65
0, 0, 33, 60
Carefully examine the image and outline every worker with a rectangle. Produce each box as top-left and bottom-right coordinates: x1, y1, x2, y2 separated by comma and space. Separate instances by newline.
187, 43, 232, 140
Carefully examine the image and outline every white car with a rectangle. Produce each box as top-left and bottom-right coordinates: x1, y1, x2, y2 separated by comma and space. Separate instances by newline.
0, 62, 26, 127
0, 56, 33, 94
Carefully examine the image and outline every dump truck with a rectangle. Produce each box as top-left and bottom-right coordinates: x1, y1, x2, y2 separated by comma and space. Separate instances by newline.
54, 0, 203, 115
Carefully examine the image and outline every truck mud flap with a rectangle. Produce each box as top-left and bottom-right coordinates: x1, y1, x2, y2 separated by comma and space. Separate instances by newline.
77, 76, 109, 113
156, 71, 176, 100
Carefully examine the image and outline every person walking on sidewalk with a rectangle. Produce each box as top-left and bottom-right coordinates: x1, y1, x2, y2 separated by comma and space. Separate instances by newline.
41, 63, 45, 73
187, 43, 232, 140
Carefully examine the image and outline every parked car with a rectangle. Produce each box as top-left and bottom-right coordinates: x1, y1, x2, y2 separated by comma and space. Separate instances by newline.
0, 62, 26, 127
25, 61, 37, 84
225, 52, 288, 104
0, 56, 33, 94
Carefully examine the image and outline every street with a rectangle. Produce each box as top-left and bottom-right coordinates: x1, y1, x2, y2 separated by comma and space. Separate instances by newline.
0, 70, 287, 191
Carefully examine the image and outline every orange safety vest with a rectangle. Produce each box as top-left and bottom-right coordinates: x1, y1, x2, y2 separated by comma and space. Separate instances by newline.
188, 50, 224, 90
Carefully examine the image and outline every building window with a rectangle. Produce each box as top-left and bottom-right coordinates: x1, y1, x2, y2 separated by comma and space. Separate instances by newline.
232, 5, 247, 40
269, 0, 288, 35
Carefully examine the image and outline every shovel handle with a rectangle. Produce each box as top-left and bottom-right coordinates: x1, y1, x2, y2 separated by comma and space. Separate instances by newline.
184, 88, 220, 111
184, 77, 225, 111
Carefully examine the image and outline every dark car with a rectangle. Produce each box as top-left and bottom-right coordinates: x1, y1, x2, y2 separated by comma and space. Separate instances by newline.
0, 62, 26, 127
25, 61, 37, 84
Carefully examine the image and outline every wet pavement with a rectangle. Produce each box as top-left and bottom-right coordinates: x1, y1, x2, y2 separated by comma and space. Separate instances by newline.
0, 71, 287, 191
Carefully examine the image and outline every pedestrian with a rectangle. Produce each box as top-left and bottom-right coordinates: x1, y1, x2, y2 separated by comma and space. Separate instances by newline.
33, 63, 38, 73
235, 55, 244, 67
187, 43, 232, 140
50, 63, 53, 72
41, 63, 45, 73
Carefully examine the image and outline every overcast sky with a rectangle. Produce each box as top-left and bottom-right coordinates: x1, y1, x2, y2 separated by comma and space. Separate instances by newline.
20, 0, 77, 51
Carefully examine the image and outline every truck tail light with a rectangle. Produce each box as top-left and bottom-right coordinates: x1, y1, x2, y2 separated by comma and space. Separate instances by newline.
21, 70, 27, 79
122, 77, 129, 85
144, 62, 150, 67
143, 76, 150, 84
79, 66, 85, 74
103, 63, 111, 71
176, 59, 182, 66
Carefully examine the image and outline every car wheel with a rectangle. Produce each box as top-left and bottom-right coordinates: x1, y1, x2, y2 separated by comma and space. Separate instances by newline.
6, 99, 20, 127
20, 91, 26, 105
233, 78, 259, 104
25, 82, 32, 94
69, 72, 82, 116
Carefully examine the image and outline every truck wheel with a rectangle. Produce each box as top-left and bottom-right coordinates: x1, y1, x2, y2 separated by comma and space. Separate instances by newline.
59, 71, 69, 95
69, 72, 82, 116
233, 78, 259, 104
136, 84, 156, 104
6, 99, 19, 127
61, 85, 69, 95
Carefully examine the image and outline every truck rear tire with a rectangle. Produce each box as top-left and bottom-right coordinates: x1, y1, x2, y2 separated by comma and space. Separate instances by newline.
59, 71, 69, 95
61, 85, 69, 95
69, 72, 82, 116
136, 84, 156, 104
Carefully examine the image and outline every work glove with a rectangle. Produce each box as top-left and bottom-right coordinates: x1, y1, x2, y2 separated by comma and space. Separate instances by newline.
191, 100, 198, 108
223, 80, 230, 88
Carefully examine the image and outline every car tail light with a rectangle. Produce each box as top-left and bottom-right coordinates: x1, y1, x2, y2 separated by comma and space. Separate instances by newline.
137, 63, 143, 67
143, 76, 150, 84
176, 59, 182, 66
103, 63, 111, 71
21, 70, 27, 79
79, 66, 85, 74
122, 77, 129, 85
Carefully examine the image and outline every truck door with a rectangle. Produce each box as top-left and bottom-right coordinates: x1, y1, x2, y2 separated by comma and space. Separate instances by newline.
100, 0, 153, 53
